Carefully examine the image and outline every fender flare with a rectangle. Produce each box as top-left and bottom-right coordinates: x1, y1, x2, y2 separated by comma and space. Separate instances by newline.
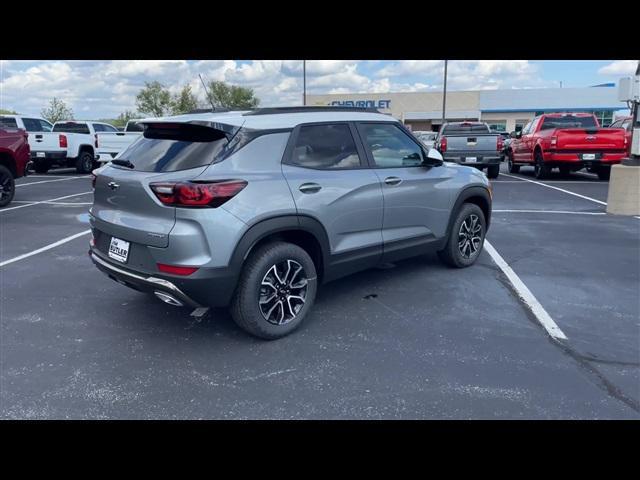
228, 214, 331, 274
445, 185, 492, 239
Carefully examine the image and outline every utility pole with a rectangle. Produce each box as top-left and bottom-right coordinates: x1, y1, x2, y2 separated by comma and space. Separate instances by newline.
441, 60, 448, 126
303, 60, 306, 106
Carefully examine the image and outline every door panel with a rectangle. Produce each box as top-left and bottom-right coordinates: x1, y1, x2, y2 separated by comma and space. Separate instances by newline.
356, 122, 454, 262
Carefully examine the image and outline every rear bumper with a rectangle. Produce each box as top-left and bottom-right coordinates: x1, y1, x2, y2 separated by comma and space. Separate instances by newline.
89, 247, 239, 308
31, 151, 67, 161
442, 153, 501, 167
542, 151, 626, 165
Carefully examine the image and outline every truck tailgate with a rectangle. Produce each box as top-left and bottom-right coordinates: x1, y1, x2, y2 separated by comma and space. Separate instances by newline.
445, 134, 498, 152
97, 132, 140, 157
556, 128, 626, 150
31, 132, 64, 152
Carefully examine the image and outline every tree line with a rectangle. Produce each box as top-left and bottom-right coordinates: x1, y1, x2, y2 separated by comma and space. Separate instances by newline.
3, 81, 259, 127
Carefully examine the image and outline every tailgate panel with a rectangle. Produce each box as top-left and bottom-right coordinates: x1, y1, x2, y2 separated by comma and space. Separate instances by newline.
556, 128, 626, 150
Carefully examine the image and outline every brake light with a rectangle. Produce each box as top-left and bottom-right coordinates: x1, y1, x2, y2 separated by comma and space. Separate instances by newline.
95, 134, 99, 148
497, 135, 504, 151
439, 137, 447, 153
59, 134, 67, 148
150, 180, 247, 207
157, 263, 199, 276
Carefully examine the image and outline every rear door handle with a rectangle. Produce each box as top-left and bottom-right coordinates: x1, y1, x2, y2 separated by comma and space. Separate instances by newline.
384, 176, 402, 186
299, 183, 322, 194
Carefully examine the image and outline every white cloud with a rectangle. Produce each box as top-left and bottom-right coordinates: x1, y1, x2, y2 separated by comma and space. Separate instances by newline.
598, 60, 638, 76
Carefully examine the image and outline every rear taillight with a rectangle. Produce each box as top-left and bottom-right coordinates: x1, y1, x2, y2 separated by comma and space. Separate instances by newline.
157, 263, 199, 276
95, 134, 99, 148
439, 137, 447, 153
59, 134, 67, 148
150, 180, 247, 208
497, 135, 504, 151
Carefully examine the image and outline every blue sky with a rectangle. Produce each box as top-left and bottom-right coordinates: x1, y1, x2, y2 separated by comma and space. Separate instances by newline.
1, 60, 636, 119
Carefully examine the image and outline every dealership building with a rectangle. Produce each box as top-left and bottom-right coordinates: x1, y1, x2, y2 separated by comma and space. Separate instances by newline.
307, 84, 628, 133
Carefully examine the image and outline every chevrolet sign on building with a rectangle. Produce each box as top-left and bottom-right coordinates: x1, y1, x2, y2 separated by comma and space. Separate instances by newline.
308, 84, 627, 133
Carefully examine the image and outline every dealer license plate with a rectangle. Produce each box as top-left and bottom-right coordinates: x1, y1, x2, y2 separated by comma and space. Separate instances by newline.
108, 237, 130, 263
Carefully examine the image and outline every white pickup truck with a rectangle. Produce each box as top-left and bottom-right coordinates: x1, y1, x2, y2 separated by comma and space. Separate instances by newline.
0, 114, 54, 152
29, 120, 142, 173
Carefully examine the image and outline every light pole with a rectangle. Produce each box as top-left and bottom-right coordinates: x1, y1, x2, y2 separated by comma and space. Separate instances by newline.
441, 60, 448, 127
303, 60, 306, 106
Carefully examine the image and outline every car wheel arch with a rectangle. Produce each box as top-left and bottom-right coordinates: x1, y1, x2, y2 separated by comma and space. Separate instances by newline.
445, 186, 492, 239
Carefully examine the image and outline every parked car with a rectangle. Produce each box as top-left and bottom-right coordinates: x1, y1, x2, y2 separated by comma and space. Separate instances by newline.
89, 107, 492, 339
414, 131, 438, 149
29, 120, 137, 174
609, 116, 633, 158
505, 113, 628, 180
0, 115, 54, 154
435, 121, 503, 178
0, 126, 30, 207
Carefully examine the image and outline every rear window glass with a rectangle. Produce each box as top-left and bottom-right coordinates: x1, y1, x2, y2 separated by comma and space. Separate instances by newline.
53, 122, 91, 134
540, 116, 598, 130
442, 123, 490, 134
0, 117, 18, 128
116, 123, 229, 172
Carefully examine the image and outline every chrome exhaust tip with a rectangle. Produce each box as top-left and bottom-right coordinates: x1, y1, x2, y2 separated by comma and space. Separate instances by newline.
154, 291, 184, 307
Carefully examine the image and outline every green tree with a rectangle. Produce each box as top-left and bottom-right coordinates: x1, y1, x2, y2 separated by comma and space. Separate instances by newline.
135, 81, 172, 117
0, 108, 18, 114
113, 110, 139, 128
205, 81, 260, 110
41, 97, 74, 123
171, 85, 199, 115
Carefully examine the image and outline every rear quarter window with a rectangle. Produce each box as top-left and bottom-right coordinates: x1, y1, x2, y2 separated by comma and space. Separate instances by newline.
116, 123, 229, 172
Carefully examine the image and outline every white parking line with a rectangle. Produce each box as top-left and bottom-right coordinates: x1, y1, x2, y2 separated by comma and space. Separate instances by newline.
484, 240, 567, 340
0, 191, 92, 213
0, 230, 91, 268
493, 209, 605, 215
16, 177, 87, 188
501, 173, 607, 206
11, 201, 92, 206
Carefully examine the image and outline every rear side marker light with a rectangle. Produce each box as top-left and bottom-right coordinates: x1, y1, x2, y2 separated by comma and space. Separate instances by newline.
150, 180, 248, 208
157, 263, 199, 276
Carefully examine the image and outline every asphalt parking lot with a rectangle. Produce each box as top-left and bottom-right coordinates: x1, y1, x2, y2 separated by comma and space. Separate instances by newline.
1, 164, 638, 419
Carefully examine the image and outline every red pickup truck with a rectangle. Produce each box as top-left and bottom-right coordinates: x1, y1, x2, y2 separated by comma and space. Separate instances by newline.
505, 113, 628, 180
0, 127, 31, 207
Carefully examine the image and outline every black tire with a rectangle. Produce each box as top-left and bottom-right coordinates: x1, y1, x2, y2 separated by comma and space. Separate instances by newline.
230, 241, 318, 339
596, 166, 611, 181
533, 150, 551, 179
486, 164, 500, 179
506, 151, 520, 173
76, 151, 94, 174
34, 161, 49, 174
437, 203, 486, 268
0, 164, 16, 208
559, 166, 571, 177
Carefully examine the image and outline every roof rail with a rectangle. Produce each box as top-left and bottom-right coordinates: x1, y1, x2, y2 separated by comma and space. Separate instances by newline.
244, 106, 381, 116
187, 108, 230, 114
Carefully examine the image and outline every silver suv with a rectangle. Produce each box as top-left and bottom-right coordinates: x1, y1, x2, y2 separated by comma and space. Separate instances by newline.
89, 107, 492, 339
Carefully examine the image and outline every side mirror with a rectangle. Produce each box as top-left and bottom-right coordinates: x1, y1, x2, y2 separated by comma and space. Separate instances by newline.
424, 148, 444, 166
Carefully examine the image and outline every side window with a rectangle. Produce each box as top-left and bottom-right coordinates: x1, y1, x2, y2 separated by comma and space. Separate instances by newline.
39, 119, 53, 132
521, 121, 533, 135
101, 124, 118, 132
359, 123, 424, 168
0, 117, 18, 128
289, 124, 362, 169
93, 124, 104, 132
22, 118, 41, 131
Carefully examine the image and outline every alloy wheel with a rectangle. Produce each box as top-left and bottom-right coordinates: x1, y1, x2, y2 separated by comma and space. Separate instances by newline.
259, 259, 308, 325
458, 214, 483, 259
0, 170, 12, 203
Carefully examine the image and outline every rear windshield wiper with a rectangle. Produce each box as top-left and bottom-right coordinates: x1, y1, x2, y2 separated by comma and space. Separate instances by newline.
111, 159, 135, 169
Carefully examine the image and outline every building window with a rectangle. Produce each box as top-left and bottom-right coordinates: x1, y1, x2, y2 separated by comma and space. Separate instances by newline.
592, 110, 613, 127
515, 120, 529, 132
486, 121, 507, 132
